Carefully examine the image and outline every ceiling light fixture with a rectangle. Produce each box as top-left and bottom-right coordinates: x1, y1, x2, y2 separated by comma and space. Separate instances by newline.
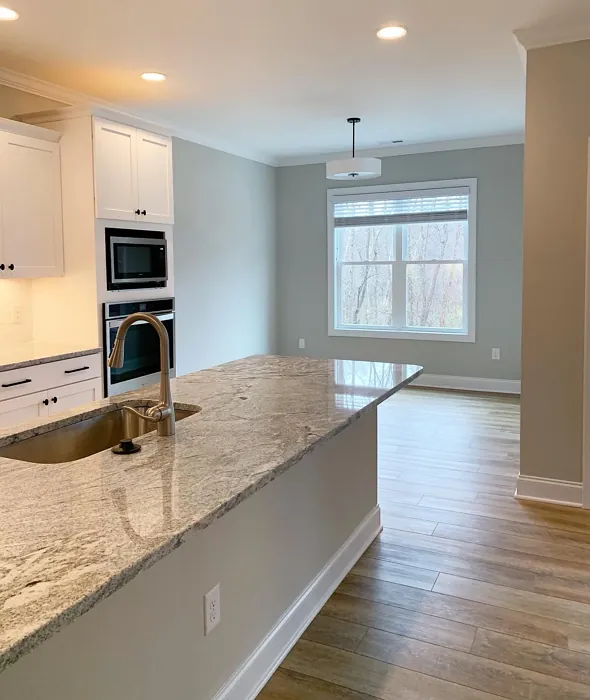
326, 118, 382, 181
377, 25, 407, 40
141, 72, 167, 82
0, 6, 19, 20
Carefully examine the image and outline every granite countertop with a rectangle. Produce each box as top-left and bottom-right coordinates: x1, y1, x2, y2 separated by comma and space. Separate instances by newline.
0, 344, 101, 372
0, 355, 422, 672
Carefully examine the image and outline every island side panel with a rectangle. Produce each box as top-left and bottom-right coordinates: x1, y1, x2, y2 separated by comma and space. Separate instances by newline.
0, 408, 379, 700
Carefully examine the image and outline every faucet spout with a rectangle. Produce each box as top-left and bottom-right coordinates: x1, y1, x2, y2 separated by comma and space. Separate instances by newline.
107, 312, 175, 436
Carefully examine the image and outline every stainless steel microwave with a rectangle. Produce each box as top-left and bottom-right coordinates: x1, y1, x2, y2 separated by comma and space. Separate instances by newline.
106, 228, 168, 291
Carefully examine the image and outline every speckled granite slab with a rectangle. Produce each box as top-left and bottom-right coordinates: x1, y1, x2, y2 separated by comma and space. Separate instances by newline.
0, 345, 101, 372
0, 355, 422, 672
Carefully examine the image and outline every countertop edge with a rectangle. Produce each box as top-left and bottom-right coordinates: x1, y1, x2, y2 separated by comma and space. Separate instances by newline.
0, 348, 102, 373
0, 364, 423, 672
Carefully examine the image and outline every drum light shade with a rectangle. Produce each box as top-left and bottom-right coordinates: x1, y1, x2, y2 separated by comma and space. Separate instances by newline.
326, 156, 382, 180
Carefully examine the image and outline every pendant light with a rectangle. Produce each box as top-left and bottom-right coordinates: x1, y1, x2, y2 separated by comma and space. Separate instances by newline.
326, 118, 382, 180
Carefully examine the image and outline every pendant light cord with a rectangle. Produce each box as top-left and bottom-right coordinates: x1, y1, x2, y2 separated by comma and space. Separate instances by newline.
352, 120, 356, 157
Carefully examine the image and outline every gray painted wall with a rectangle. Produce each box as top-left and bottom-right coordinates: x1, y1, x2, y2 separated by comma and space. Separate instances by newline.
173, 138, 277, 375
276, 145, 523, 380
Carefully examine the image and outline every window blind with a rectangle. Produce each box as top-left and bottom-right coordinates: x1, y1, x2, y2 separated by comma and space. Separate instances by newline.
333, 191, 469, 228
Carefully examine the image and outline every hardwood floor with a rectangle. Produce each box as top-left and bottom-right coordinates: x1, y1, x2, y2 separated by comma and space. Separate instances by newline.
258, 388, 590, 699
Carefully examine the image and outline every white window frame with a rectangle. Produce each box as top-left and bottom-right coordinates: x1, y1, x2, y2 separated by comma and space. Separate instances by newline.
327, 178, 477, 342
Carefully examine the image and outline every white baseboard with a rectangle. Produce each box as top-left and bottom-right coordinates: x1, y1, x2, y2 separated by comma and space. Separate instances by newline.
516, 475, 583, 507
212, 506, 381, 700
412, 373, 521, 395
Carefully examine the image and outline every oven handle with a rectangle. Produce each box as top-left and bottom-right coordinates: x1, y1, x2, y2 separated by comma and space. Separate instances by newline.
108, 313, 175, 330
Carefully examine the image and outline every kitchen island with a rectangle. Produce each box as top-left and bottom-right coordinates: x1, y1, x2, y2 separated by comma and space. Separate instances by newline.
0, 355, 421, 700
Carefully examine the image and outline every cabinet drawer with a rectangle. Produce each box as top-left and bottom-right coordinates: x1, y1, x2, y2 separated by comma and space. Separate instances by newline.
0, 354, 101, 401
44, 354, 102, 388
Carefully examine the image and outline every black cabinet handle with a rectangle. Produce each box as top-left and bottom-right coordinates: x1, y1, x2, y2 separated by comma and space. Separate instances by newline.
141, 210, 146, 216
64, 366, 90, 374
8, 264, 14, 271
42, 399, 49, 406
51, 397, 58, 404
0, 264, 4, 271
1, 378, 32, 388
135, 209, 141, 215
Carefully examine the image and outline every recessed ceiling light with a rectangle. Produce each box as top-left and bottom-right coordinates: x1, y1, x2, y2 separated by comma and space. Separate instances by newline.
0, 7, 19, 20
141, 72, 167, 82
377, 25, 407, 40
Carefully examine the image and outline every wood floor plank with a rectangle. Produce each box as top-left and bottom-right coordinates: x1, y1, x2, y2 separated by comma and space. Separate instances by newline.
434, 573, 590, 628
433, 522, 590, 564
357, 627, 590, 700
419, 496, 590, 535
338, 573, 590, 652
471, 628, 590, 686
351, 555, 439, 591
372, 528, 590, 585
395, 466, 517, 490
281, 639, 506, 700
322, 591, 476, 652
380, 501, 590, 549
258, 668, 377, 700
380, 480, 481, 502
379, 513, 437, 535
375, 491, 422, 506
302, 614, 367, 652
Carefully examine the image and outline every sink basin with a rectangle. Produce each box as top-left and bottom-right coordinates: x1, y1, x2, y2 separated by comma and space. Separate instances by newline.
0, 405, 200, 464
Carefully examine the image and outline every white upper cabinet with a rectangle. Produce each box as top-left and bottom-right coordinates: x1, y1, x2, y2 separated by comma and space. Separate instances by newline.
93, 118, 174, 225
0, 130, 64, 279
136, 130, 174, 224
93, 119, 138, 221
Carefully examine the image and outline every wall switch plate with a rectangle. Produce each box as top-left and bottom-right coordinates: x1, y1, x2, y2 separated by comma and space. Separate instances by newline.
204, 583, 221, 635
13, 306, 25, 325
492, 348, 501, 360
298, 338, 306, 349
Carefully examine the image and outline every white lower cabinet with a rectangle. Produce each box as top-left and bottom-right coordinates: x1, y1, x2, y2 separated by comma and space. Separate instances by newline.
0, 391, 50, 429
48, 379, 102, 415
0, 378, 102, 431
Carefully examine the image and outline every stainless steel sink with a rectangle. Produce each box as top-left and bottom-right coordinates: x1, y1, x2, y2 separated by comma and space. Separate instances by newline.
0, 405, 200, 464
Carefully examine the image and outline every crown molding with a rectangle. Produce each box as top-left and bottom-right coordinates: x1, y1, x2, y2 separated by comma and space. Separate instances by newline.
277, 133, 525, 168
0, 67, 275, 166
514, 23, 590, 50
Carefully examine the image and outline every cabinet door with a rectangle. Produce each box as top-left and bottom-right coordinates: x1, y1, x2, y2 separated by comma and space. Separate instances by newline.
0, 391, 49, 429
48, 378, 103, 415
93, 118, 138, 221
0, 132, 64, 278
136, 130, 174, 224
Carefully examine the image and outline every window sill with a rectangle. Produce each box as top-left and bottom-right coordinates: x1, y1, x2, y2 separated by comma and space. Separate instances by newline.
329, 327, 475, 343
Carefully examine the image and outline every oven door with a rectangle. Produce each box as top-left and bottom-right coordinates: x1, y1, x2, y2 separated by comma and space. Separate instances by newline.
110, 237, 167, 286
105, 313, 175, 396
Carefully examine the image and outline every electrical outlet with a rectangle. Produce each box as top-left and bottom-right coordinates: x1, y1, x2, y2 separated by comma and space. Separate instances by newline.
13, 306, 25, 325
492, 348, 501, 361
298, 338, 306, 349
204, 583, 221, 635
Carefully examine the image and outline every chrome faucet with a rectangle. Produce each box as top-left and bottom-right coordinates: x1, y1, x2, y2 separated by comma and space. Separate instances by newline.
107, 312, 175, 437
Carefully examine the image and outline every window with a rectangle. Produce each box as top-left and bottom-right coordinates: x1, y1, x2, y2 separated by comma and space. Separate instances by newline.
328, 179, 476, 342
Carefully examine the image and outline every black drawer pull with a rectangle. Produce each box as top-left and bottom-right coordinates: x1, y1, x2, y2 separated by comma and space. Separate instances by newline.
0, 264, 4, 271
141, 210, 147, 216
1, 378, 32, 388
64, 366, 90, 374
8, 264, 14, 271
42, 399, 49, 406
51, 397, 58, 404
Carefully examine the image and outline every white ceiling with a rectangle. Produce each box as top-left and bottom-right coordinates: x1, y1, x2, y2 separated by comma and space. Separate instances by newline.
1, 0, 590, 164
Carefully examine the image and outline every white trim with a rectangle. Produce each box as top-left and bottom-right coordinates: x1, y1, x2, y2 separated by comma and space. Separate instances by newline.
514, 25, 590, 51
0, 68, 275, 166
412, 374, 521, 395
279, 134, 524, 167
328, 179, 477, 343
212, 506, 381, 700
516, 476, 583, 508
0, 116, 62, 143
583, 140, 590, 509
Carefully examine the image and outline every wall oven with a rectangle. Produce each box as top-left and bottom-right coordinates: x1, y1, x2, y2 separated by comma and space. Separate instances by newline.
106, 228, 168, 291
103, 298, 175, 396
